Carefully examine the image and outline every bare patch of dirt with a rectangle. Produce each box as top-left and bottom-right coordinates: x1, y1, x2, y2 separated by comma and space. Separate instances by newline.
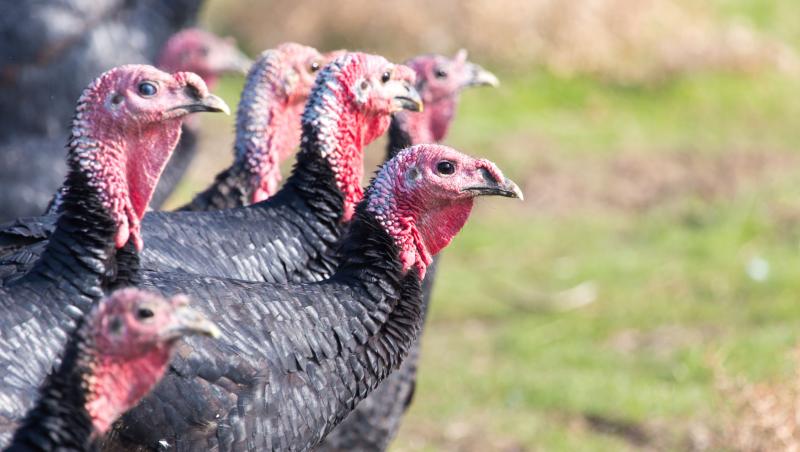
522, 150, 800, 215
714, 349, 800, 451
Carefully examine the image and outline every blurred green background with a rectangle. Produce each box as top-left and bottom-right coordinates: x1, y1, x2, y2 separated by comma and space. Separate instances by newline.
166, 1, 800, 449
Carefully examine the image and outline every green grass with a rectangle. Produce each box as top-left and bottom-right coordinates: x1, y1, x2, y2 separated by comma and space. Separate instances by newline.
392, 69, 800, 449
450, 70, 800, 162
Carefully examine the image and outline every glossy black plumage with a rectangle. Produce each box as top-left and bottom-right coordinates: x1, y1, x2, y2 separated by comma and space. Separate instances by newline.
1, 54, 412, 288
139, 145, 345, 283
0, 0, 202, 221
0, 0, 202, 139
315, 122, 430, 451
0, 170, 119, 446
316, 261, 437, 452
176, 160, 254, 212
4, 311, 95, 452
100, 206, 424, 451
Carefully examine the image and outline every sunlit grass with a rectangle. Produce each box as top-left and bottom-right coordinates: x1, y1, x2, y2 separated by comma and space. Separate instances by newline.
394, 67, 800, 448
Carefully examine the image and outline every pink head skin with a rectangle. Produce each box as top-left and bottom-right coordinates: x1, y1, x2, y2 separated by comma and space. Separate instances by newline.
365, 144, 523, 278
235, 43, 332, 202
84, 288, 219, 436
69, 65, 229, 250
301, 52, 422, 221
398, 50, 499, 144
157, 28, 252, 90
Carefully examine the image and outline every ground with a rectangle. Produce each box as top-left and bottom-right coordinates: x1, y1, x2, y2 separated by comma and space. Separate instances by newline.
160, 1, 800, 449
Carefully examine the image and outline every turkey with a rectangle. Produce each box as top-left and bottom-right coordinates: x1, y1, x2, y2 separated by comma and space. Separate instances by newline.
318, 50, 500, 452
4, 288, 219, 452
150, 28, 252, 209
97, 143, 523, 451
157, 28, 251, 90
0, 52, 422, 286
0, 26, 247, 221
179, 42, 328, 212
0, 65, 228, 445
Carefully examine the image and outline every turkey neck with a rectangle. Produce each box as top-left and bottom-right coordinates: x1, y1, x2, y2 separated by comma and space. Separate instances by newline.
232, 51, 293, 203
6, 319, 94, 452
23, 151, 117, 301
334, 204, 428, 347
281, 80, 372, 223
181, 54, 292, 211
316, 208, 425, 441
23, 114, 179, 296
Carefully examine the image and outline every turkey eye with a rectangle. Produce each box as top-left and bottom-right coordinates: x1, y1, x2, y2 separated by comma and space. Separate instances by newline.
137, 82, 157, 97
436, 161, 455, 175
435, 68, 448, 79
310, 61, 321, 72
199, 46, 210, 57
381, 71, 391, 83
136, 307, 154, 320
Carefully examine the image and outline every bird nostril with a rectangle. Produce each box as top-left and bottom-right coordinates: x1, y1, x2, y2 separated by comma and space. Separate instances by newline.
184, 84, 202, 101
479, 167, 498, 185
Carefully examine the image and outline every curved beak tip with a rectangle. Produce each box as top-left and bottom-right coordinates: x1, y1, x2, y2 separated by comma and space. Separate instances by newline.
482, 71, 501, 87
236, 56, 254, 75
202, 322, 222, 339
393, 92, 424, 113
204, 94, 231, 115
169, 307, 222, 340
506, 178, 524, 201
407, 86, 424, 112
472, 69, 500, 88
466, 63, 500, 88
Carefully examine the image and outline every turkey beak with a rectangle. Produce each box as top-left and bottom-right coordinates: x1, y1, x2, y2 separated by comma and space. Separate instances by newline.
463, 62, 499, 89
170, 86, 231, 116
463, 168, 524, 200
390, 81, 424, 113
227, 50, 254, 75
162, 304, 221, 341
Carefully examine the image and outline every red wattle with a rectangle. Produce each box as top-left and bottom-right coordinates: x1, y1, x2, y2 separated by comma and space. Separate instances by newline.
86, 345, 172, 436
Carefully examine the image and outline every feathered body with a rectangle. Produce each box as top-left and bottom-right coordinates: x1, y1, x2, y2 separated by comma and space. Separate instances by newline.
102, 144, 519, 451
